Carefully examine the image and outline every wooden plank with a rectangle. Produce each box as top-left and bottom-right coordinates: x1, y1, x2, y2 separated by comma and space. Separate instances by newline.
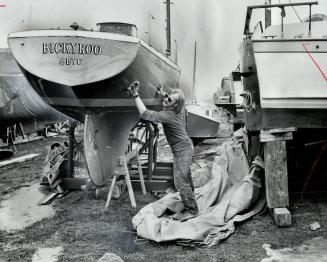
264, 141, 289, 208
270, 208, 292, 227
147, 123, 155, 182
138, 166, 173, 177
56, 190, 70, 199
260, 132, 293, 142
0, 153, 39, 168
155, 162, 173, 167
261, 127, 297, 134
123, 157, 136, 208
130, 174, 173, 181
136, 153, 146, 195
125, 149, 138, 163
131, 180, 172, 192
18, 122, 26, 140
105, 174, 118, 209
39, 192, 59, 205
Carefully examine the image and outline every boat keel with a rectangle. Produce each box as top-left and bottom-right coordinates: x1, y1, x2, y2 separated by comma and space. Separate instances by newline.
84, 112, 138, 186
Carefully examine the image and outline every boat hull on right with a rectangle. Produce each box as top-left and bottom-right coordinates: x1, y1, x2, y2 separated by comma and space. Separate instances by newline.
240, 16, 327, 130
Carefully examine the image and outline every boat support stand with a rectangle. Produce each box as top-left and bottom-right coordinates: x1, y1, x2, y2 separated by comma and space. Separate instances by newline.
260, 127, 297, 227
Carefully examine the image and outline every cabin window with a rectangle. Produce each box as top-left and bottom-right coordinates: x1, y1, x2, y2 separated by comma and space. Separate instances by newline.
97, 23, 137, 37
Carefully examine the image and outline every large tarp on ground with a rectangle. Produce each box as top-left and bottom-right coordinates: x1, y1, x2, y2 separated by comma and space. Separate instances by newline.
132, 129, 266, 246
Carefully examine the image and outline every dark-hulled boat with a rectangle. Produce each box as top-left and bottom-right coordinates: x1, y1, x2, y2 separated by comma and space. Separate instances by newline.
8, 22, 180, 185
0, 48, 67, 137
0, 48, 61, 122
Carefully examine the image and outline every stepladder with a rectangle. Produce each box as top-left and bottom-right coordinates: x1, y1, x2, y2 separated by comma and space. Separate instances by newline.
105, 148, 146, 210
260, 127, 297, 227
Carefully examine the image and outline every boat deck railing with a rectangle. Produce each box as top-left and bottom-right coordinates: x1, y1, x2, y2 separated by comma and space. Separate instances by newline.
244, 1, 318, 38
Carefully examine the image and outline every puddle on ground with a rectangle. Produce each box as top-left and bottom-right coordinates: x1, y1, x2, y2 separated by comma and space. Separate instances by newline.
110, 230, 138, 252
31, 246, 63, 262
0, 183, 55, 232
261, 237, 327, 262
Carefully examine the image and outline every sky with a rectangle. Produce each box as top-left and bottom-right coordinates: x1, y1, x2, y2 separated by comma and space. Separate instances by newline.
0, 0, 326, 104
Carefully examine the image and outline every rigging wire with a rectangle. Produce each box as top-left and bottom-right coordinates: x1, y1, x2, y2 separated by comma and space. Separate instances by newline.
288, 0, 303, 22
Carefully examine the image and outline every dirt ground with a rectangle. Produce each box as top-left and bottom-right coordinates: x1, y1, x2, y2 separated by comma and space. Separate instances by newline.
1, 136, 327, 262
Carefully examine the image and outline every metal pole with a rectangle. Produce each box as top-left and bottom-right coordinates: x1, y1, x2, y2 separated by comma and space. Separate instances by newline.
147, 123, 154, 183
153, 123, 159, 165
280, 7, 285, 38
165, 0, 171, 56
174, 39, 178, 64
192, 41, 197, 103
248, 1, 317, 9
308, 4, 312, 37
148, 12, 151, 45
68, 120, 77, 178
265, 0, 271, 29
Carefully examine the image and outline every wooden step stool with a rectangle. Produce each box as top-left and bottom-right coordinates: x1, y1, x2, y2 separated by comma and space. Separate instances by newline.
105, 149, 146, 209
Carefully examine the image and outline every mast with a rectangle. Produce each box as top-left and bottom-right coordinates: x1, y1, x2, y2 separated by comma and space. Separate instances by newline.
165, 0, 172, 56
265, 0, 271, 28
174, 39, 178, 63
192, 41, 197, 103
147, 12, 155, 46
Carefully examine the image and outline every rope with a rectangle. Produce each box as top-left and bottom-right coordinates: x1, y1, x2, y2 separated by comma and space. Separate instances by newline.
44, 150, 68, 175
241, 90, 254, 112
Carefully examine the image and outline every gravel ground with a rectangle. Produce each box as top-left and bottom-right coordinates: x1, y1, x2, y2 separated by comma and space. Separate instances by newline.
1, 136, 327, 262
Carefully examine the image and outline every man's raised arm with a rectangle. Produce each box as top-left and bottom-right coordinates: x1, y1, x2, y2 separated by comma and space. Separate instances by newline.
126, 81, 146, 114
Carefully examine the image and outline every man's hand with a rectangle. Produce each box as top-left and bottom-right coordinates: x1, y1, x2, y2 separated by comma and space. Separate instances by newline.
126, 81, 140, 98
126, 80, 146, 114
156, 84, 162, 95
156, 84, 168, 97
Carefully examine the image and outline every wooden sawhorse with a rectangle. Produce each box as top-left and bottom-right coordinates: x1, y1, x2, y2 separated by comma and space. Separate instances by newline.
260, 127, 297, 227
105, 149, 146, 209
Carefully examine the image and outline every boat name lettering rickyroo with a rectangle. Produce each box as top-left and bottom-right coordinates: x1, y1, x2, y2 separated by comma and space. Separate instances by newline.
42, 42, 102, 65
42, 42, 102, 55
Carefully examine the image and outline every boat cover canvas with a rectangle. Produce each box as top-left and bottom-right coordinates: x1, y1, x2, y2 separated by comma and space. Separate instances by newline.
0, 50, 62, 122
132, 130, 266, 246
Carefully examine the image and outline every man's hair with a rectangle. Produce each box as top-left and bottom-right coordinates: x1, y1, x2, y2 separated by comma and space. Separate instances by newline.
170, 89, 185, 113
